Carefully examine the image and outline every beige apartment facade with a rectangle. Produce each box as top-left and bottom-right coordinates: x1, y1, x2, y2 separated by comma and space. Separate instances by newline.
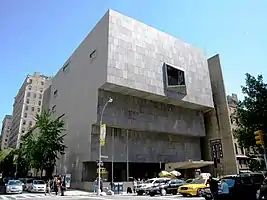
1, 115, 12, 150
227, 94, 250, 172
9, 72, 51, 148
45, 10, 238, 189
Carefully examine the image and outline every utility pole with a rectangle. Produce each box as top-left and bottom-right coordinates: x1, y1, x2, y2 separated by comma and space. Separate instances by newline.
111, 128, 114, 182
98, 97, 113, 195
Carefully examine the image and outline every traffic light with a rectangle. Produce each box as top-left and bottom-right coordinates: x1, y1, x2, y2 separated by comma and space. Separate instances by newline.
254, 130, 264, 145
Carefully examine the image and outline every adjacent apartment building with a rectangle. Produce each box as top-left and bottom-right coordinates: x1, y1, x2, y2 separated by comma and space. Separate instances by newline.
227, 94, 250, 172
9, 72, 51, 148
1, 115, 12, 150
44, 10, 238, 189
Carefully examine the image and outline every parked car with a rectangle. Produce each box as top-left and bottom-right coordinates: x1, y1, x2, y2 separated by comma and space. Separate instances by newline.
5, 180, 23, 194
28, 180, 46, 193
201, 173, 264, 200
136, 178, 170, 195
149, 179, 185, 196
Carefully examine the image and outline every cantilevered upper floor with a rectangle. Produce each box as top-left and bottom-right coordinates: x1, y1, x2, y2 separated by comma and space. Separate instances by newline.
103, 10, 213, 110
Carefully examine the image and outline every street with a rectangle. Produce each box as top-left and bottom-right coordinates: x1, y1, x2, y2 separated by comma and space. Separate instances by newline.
0, 193, 205, 200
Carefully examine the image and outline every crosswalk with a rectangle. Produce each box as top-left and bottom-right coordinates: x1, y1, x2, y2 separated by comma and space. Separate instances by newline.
0, 194, 89, 199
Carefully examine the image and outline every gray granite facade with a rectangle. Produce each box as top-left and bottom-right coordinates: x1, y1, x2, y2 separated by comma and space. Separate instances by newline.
97, 90, 205, 137
91, 126, 201, 163
105, 10, 214, 110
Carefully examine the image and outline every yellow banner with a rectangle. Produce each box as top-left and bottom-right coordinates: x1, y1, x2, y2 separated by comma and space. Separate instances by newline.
100, 124, 106, 146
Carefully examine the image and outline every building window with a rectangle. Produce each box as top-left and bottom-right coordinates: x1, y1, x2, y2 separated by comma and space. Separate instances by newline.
33, 93, 37, 98
25, 106, 28, 111
53, 90, 58, 97
38, 107, 41, 112
41, 81, 44, 85
62, 62, 70, 72
52, 105, 56, 113
39, 94, 42, 99
89, 50, 97, 59
38, 101, 42, 106
29, 121, 32, 126
21, 128, 25, 133
28, 86, 32, 90
24, 113, 27, 118
166, 64, 185, 86
234, 143, 238, 155
26, 99, 30, 104
27, 92, 31, 97
31, 107, 35, 112
22, 120, 26, 125
40, 88, 43, 93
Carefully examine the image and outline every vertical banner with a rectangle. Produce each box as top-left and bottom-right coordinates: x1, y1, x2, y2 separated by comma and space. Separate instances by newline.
100, 124, 106, 146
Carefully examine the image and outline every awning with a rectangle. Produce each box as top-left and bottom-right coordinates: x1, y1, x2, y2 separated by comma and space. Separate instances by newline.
165, 160, 214, 170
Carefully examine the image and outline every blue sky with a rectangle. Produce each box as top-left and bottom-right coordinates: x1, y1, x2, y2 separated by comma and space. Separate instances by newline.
0, 0, 266, 123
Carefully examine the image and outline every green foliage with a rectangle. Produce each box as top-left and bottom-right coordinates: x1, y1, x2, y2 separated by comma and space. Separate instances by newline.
0, 148, 16, 177
17, 110, 67, 177
234, 73, 267, 150
248, 158, 265, 172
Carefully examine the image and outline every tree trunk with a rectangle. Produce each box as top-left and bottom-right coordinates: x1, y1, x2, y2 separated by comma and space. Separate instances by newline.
40, 169, 43, 178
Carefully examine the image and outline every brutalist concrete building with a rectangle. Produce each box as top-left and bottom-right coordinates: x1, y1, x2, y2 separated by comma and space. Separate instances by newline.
46, 10, 238, 189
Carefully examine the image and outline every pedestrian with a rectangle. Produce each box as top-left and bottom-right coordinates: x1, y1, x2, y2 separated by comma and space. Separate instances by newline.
60, 176, 66, 196
100, 178, 103, 193
259, 178, 267, 199
53, 179, 58, 195
218, 179, 229, 200
45, 179, 51, 195
133, 178, 137, 193
206, 176, 219, 200
93, 178, 98, 194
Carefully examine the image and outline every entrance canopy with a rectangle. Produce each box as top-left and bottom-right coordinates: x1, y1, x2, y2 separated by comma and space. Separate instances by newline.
166, 160, 214, 170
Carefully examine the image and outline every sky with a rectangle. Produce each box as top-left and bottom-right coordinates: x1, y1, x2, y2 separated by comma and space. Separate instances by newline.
0, 0, 266, 124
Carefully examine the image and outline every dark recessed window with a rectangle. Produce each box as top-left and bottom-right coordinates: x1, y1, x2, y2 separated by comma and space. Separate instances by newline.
26, 99, 30, 104
38, 101, 42, 106
166, 64, 185, 86
62, 62, 70, 72
54, 90, 58, 97
33, 93, 37, 98
89, 50, 97, 59
25, 106, 28, 111
52, 105, 56, 113
31, 107, 35, 112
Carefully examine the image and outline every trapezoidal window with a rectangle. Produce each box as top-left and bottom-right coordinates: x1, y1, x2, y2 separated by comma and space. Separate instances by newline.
166, 64, 185, 86
165, 63, 187, 94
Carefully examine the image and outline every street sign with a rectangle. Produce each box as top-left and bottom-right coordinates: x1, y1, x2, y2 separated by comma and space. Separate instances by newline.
101, 155, 108, 159
210, 139, 223, 158
100, 124, 106, 146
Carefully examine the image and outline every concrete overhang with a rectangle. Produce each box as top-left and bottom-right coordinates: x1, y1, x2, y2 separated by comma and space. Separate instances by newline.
100, 83, 213, 111
166, 160, 214, 170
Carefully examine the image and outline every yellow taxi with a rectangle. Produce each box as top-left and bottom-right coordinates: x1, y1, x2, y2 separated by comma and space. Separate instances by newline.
178, 178, 209, 197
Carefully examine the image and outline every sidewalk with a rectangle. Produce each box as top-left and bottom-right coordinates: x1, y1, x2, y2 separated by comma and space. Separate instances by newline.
64, 189, 93, 196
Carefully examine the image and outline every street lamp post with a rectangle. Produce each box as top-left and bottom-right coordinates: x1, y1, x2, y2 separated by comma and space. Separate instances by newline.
98, 97, 113, 195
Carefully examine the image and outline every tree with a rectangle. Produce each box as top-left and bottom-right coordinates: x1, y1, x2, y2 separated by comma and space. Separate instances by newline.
234, 73, 267, 156
0, 148, 16, 177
